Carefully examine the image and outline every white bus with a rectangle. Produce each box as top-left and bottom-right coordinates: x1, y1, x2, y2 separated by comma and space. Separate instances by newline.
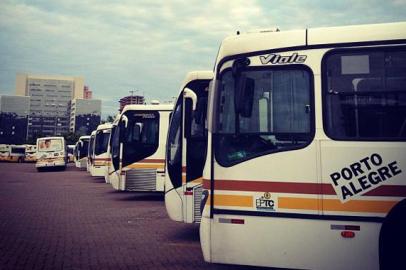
74, 135, 90, 169
87, 130, 96, 173
25, 144, 37, 162
0, 144, 26, 162
165, 71, 213, 223
110, 104, 172, 192
89, 123, 112, 177
36, 137, 67, 171
200, 22, 406, 270
105, 116, 120, 184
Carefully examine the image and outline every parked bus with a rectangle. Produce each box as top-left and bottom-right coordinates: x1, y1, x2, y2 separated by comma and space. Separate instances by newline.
74, 135, 90, 169
110, 103, 172, 192
0, 144, 26, 162
165, 71, 213, 223
87, 130, 96, 173
25, 144, 37, 162
36, 137, 67, 171
89, 123, 112, 177
200, 22, 406, 270
67, 145, 75, 162
105, 117, 119, 184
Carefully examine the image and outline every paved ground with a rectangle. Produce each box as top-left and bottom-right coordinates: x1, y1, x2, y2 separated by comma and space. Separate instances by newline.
0, 163, 276, 270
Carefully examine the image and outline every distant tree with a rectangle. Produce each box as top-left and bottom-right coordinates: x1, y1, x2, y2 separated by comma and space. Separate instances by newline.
63, 132, 81, 145
26, 131, 45, 145
101, 115, 115, 124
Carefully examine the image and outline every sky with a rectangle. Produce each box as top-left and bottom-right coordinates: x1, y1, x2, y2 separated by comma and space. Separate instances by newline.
1, 0, 406, 118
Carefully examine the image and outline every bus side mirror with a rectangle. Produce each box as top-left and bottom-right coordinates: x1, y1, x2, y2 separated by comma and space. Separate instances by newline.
121, 115, 129, 128
133, 123, 141, 142
235, 74, 255, 118
194, 97, 207, 125
184, 98, 193, 139
183, 88, 197, 139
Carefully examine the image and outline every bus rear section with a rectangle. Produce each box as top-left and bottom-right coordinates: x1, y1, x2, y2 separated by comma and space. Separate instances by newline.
90, 123, 112, 177
165, 71, 212, 223
75, 136, 90, 169
110, 104, 172, 192
200, 22, 406, 270
36, 137, 67, 171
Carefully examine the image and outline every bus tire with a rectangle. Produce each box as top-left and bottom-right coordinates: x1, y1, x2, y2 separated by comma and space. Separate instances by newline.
379, 199, 406, 270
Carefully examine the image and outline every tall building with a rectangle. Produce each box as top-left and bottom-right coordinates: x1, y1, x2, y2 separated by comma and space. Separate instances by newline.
119, 95, 145, 112
70, 99, 101, 135
16, 74, 84, 139
83, 86, 92, 99
0, 95, 30, 144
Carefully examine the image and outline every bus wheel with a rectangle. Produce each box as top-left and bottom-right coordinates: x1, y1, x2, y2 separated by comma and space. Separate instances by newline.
379, 199, 406, 270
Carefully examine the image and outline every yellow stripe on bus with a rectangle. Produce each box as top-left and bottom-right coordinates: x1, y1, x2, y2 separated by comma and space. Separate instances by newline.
208, 194, 253, 207
278, 197, 397, 213
126, 163, 164, 169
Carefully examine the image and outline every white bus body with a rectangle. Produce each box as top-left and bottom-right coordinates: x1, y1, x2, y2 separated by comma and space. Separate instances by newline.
25, 144, 37, 162
165, 71, 213, 223
0, 144, 26, 162
110, 104, 172, 192
200, 22, 406, 270
67, 145, 75, 163
87, 130, 96, 173
90, 123, 112, 177
36, 137, 67, 170
74, 135, 90, 169
105, 118, 119, 183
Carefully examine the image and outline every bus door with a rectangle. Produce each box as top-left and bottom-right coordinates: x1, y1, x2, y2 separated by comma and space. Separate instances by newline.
183, 83, 209, 223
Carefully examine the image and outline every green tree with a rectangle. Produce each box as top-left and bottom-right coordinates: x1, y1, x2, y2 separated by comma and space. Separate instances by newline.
63, 132, 81, 145
101, 115, 115, 124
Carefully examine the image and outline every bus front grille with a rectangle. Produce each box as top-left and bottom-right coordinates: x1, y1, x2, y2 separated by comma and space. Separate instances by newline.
193, 185, 203, 223
80, 159, 87, 168
125, 169, 156, 191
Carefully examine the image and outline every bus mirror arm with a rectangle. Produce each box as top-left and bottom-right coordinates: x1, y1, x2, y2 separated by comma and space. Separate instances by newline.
183, 88, 198, 111
235, 74, 255, 118
121, 115, 129, 128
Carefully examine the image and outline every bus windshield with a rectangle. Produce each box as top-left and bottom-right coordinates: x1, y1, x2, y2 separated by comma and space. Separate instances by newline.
121, 111, 159, 167
38, 139, 63, 152
95, 130, 111, 155
214, 66, 313, 166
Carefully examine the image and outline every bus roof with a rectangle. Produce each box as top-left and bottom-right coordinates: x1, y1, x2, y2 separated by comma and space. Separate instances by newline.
96, 122, 113, 131
122, 103, 173, 113
180, 71, 213, 89
216, 21, 406, 63
36, 136, 65, 141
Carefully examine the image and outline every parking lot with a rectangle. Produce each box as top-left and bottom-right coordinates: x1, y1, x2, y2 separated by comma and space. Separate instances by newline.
0, 163, 275, 270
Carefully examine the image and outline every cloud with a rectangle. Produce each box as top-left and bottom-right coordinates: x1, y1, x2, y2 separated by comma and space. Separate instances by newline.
0, 0, 405, 117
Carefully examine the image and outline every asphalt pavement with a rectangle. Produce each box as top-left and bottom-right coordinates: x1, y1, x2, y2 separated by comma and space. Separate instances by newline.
0, 162, 273, 270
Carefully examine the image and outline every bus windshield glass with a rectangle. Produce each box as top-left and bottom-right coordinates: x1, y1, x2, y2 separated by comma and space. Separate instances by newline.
214, 66, 313, 166
95, 130, 111, 155
38, 139, 63, 152
121, 111, 159, 167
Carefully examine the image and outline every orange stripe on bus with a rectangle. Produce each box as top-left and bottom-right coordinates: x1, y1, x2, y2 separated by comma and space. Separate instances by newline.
279, 197, 397, 213
208, 194, 253, 207
127, 163, 164, 169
